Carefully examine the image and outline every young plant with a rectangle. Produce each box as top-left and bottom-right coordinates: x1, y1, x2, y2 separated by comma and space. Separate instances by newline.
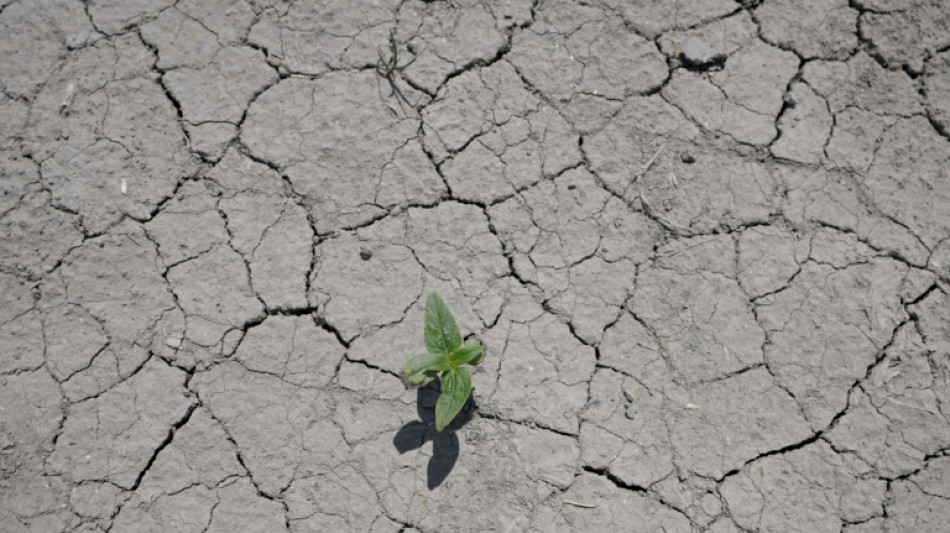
377, 30, 416, 79
402, 292, 483, 432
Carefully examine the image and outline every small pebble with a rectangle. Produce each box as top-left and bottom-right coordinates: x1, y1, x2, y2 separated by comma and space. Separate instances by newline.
681, 152, 696, 164
680, 37, 723, 68
359, 248, 373, 261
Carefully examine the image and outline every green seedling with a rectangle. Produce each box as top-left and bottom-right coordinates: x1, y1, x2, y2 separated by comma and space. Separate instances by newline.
403, 292, 483, 432
375, 30, 417, 114
377, 30, 416, 79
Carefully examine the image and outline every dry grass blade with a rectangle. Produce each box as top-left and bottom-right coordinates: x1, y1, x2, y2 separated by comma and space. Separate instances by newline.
638, 186, 690, 232
563, 500, 598, 508
622, 143, 667, 198
633, 143, 665, 183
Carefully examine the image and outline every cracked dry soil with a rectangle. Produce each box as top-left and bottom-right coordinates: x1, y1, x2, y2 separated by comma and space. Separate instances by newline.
1, 0, 950, 531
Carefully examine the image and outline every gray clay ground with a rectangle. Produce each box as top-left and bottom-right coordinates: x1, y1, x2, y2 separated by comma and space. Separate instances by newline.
2, 0, 950, 531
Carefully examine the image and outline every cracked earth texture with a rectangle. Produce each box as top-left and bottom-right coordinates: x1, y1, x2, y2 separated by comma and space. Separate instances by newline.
1, 0, 949, 531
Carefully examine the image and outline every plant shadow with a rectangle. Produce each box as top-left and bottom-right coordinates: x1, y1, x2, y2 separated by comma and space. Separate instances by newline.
393, 385, 476, 490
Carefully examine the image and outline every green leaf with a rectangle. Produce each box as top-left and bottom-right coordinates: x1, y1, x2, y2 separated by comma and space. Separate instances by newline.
402, 352, 451, 386
407, 369, 439, 386
424, 292, 462, 357
435, 368, 472, 432
447, 341, 483, 370
464, 338, 483, 365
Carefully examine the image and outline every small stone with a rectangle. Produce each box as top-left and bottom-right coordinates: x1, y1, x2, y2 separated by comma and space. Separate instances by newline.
359, 248, 373, 261
680, 37, 723, 68
680, 152, 696, 164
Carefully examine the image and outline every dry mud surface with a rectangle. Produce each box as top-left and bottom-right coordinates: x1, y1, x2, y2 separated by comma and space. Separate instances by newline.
2, 0, 950, 531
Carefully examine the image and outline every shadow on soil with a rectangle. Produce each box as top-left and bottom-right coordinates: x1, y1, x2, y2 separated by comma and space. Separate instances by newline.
393, 385, 476, 490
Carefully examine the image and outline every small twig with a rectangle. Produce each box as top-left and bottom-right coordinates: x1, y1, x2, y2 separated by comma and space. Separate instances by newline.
563, 500, 598, 508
